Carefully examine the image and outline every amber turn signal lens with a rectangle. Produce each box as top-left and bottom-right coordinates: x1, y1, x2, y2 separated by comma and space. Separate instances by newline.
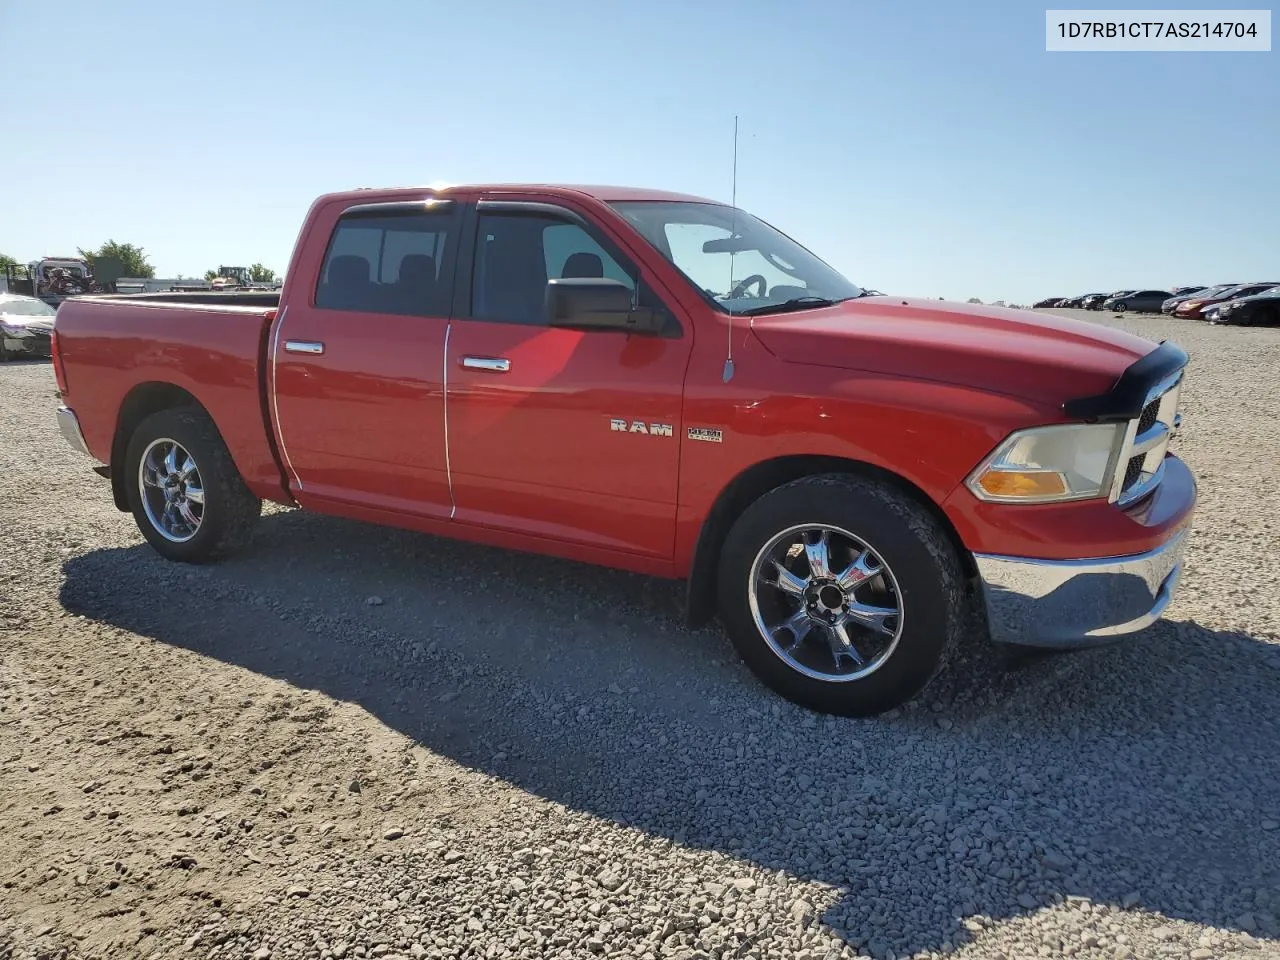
976, 470, 1068, 499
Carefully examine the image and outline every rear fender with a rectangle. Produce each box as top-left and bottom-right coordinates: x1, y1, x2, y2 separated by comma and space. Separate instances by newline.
108, 382, 209, 511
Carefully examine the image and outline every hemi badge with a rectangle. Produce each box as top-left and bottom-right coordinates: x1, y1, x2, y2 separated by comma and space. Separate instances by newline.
687, 427, 723, 443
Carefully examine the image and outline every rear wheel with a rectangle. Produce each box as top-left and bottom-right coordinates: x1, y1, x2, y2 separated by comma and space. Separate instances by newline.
125, 407, 261, 562
716, 474, 967, 716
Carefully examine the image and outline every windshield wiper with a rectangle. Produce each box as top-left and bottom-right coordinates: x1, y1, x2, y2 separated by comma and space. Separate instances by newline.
739, 296, 843, 317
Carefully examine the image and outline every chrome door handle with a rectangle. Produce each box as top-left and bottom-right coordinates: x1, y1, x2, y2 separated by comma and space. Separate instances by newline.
462, 356, 510, 373
284, 340, 325, 355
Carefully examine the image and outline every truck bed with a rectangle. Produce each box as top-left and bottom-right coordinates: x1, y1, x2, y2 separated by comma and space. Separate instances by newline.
53, 295, 289, 501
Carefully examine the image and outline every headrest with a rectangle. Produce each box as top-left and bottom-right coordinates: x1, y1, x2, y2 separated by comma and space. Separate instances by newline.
327, 254, 370, 286
561, 252, 604, 278
398, 253, 436, 284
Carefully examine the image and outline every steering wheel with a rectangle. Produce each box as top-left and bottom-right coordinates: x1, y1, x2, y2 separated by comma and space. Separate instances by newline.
727, 274, 767, 299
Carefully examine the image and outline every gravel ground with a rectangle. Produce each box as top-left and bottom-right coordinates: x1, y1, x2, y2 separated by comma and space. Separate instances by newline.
2, 308, 1279, 960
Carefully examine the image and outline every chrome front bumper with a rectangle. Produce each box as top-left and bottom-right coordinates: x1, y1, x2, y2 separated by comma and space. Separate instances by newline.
975, 527, 1189, 647
57, 405, 91, 457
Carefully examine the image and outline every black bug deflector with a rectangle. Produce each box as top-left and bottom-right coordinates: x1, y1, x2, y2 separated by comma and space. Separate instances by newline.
1063, 340, 1189, 423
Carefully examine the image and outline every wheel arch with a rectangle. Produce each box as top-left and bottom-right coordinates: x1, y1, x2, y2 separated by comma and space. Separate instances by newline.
109, 382, 214, 512
683, 455, 977, 627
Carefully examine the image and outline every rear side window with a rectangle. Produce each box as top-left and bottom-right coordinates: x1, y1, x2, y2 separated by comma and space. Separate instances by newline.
316, 210, 454, 316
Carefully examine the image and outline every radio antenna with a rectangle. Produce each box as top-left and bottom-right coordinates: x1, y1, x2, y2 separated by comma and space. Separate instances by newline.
723, 115, 739, 384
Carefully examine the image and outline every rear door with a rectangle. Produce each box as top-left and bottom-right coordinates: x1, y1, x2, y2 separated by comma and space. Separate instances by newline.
271, 197, 462, 518
443, 198, 692, 559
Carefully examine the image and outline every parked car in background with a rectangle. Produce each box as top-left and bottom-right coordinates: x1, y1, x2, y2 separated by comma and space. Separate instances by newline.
1078, 293, 1110, 310
1176, 283, 1279, 320
1163, 285, 1233, 314
1204, 285, 1280, 325
1104, 290, 1170, 313
0, 293, 56, 360
1099, 290, 1135, 309
1032, 297, 1065, 308
1170, 286, 1206, 297
1058, 295, 1089, 308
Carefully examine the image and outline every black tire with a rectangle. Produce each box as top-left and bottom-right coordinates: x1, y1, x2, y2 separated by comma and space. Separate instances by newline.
125, 406, 261, 563
716, 474, 967, 717
1114, 301, 1127, 312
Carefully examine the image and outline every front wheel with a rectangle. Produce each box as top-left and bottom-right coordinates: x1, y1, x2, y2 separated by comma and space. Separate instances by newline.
716, 474, 967, 716
1114, 301, 1128, 312
125, 406, 261, 562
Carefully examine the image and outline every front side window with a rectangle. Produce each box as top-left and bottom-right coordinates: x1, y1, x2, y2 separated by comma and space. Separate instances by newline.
610, 200, 862, 315
316, 210, 453, 316
471, 213, 635, 325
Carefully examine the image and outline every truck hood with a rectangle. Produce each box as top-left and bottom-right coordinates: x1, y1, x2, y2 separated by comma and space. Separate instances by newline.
748, 296, 1157, 409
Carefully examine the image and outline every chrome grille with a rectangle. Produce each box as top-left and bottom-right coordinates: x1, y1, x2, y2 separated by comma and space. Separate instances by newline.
1109, 371, 1184, 507
1135, 397, 1160, 435
1121, 454, 1145, 490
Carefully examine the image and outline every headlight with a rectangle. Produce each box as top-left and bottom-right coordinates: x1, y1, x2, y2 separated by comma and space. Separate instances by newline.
966, 423, 1127, 503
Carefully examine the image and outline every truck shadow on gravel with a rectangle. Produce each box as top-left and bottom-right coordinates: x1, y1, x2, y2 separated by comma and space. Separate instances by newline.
60, 509, 1280, 958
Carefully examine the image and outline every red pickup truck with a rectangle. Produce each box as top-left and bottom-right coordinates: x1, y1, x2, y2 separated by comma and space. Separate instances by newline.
52, 183, 1195, 716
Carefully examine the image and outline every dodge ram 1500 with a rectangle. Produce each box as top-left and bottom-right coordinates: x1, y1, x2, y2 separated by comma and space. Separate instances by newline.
52, 183, 1196, 715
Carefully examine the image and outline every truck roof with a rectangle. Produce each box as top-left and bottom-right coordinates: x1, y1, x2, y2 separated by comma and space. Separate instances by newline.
323, 183, 722, 205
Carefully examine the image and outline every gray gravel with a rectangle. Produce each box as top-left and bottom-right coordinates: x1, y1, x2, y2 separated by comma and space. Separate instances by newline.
2, 308, 1279, 960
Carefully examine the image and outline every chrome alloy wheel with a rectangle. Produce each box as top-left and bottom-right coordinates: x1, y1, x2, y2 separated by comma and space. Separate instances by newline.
138, 437, 205, 543
747, 524, 904, 682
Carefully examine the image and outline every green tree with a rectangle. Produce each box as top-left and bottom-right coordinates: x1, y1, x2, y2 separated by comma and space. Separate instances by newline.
204, 269, 219, 281
247, 263, 276, 283
0, 253, 18, 272
78, 240, 155, 279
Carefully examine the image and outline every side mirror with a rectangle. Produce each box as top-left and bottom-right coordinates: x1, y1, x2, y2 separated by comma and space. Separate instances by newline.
545, 278, 662, 334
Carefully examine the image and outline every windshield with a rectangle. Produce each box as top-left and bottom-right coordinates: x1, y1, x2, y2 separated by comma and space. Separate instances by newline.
1233, 284, 1278, 298
1191, 285, 1233, 299
609, 201, 862, 315
0, 296, 56, 318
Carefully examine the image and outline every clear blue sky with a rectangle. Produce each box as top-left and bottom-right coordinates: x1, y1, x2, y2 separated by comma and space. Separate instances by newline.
1, 0, 1274, 303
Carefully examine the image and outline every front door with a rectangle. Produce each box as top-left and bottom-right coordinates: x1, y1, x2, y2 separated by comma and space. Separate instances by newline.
271, 198, 462, 519
445, 200, 691, 559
